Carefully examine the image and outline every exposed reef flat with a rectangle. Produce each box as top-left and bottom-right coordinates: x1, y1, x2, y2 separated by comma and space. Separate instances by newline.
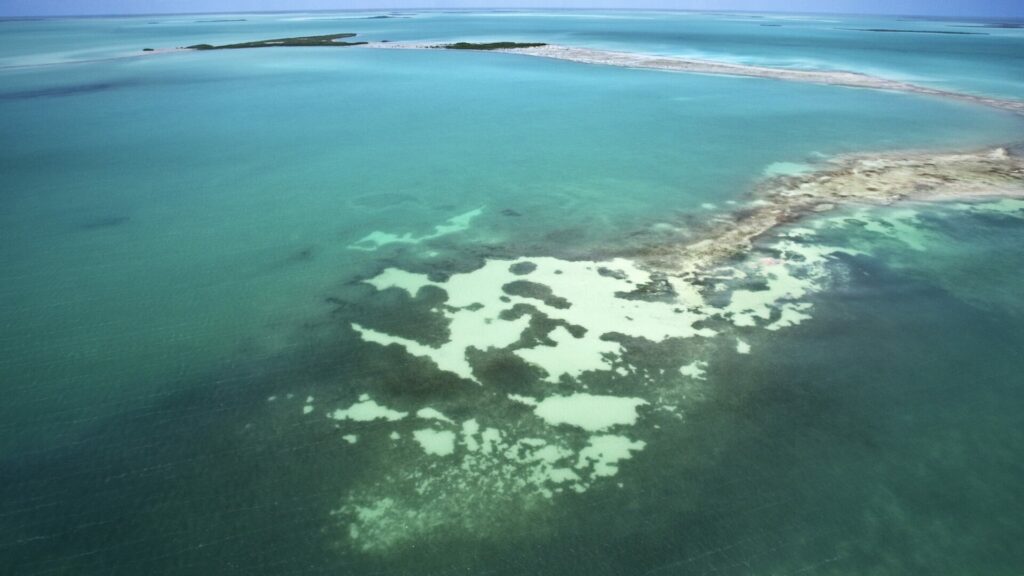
639, 147, 1024, 274
187, 33, 365, 50
366, 43, 1024, 117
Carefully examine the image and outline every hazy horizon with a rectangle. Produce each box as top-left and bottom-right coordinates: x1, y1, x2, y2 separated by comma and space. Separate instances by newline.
2, 1, 1023, 19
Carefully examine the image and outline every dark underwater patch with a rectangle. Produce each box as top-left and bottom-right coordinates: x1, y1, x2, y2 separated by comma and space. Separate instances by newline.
502, 280, 570, 309
79, 215, 130, 230
0, 80, 136, 101
836, 27, 989, 35
509, 261, 536, 275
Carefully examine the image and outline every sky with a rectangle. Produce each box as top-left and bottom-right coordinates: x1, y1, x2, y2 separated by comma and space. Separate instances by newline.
1, 0, 1022, 18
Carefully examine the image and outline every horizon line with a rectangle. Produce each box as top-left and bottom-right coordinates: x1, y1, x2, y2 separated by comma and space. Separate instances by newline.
1, 7, 1020, 21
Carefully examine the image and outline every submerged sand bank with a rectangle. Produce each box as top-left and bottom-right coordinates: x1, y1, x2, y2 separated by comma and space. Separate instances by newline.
502, 45, 1024, 117
365, 42, 1024, 116
640, 147, 1024, 274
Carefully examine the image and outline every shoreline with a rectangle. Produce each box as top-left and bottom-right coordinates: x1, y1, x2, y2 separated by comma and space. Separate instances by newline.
365, 42, 1024, 117
634, 146, 1024, 274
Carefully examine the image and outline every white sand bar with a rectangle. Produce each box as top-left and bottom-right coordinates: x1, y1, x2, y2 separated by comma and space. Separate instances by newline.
500, 45, 1024, 116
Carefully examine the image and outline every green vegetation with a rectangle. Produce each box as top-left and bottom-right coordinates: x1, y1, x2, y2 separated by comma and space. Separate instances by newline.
187, 33, 365, 50
444, 42, 547, 50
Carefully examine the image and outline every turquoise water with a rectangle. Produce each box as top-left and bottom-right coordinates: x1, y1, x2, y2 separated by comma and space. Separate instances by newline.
1, 10, 1023, 575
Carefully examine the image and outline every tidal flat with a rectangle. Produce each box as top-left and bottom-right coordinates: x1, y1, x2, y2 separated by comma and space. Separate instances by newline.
2, 9, 1024, 576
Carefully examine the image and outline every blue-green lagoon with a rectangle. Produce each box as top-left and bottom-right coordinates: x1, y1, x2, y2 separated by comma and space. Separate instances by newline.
1, 10, 1023, 575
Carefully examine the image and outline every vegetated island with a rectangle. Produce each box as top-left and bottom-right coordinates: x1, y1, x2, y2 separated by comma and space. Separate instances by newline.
186, 33, 366, 50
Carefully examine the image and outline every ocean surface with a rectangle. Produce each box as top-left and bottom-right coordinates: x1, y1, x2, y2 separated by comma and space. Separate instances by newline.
1, 10, 1023, 575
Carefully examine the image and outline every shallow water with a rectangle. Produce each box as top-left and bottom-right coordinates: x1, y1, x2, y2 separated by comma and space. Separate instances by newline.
1, 10, 1023, 575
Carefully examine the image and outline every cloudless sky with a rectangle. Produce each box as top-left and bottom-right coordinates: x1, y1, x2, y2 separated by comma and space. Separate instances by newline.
1, 0, 1022, 18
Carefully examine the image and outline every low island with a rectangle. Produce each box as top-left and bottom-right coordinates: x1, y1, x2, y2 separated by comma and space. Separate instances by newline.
186, 33, 366, 50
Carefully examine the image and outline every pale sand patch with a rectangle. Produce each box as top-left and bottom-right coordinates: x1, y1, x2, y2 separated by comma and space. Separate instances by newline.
679, 361, 708, 380
349, 207, 483, 251
412, 429, 457, 456
533, 394, 647, 431
507, 393, 539, 406
497, 45, 1024, 116
461, 419, 480, 452
365, 42, 1024, 115
722, 237, 848, 329
356, 257, 715, 383
416, 407, 454, 424
365, 267, 438, 295
576, 435, 647, 478
766, 303, 814, 331
352, 310, 530, 383
339, 423, 647, 552
329, 397, 408, 422
514, 325, 622, 383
